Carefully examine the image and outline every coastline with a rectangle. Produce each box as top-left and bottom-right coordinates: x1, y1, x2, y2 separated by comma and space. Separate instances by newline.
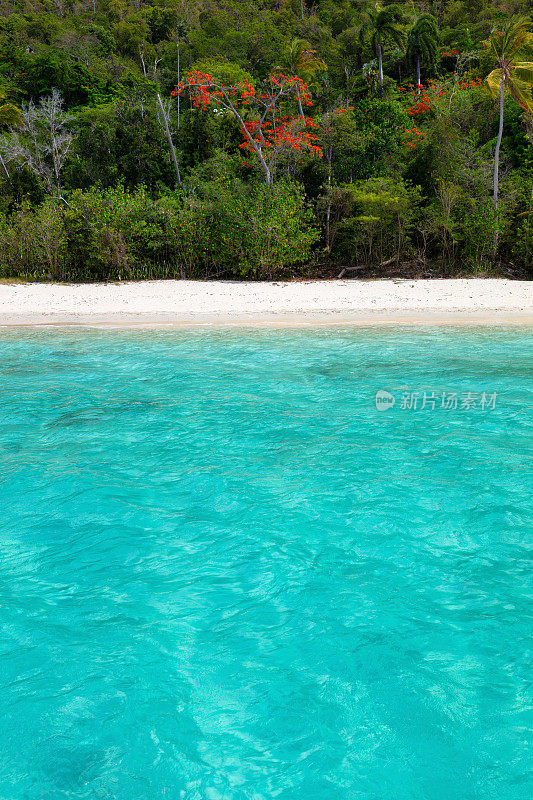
0, 278, 532, 328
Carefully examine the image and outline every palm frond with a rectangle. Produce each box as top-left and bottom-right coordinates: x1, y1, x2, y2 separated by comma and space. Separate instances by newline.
507, 75, 533, 113
513, 61, 533, 81
486, 68, 504, 97
0, 102, 23, 127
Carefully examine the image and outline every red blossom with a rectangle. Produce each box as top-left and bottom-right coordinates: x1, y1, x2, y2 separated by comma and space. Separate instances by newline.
172, 70, 323, 177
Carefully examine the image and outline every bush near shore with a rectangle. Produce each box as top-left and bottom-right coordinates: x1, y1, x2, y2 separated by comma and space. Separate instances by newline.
0, 182, 318, 281
0, 178, 529, 281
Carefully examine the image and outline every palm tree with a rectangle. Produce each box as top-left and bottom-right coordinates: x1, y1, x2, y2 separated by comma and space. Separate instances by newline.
359, 4, 409, 91
282, 38, 326, 75
277, 39, 326, 118
485, 18, 533, 218
406, 14, 439, 94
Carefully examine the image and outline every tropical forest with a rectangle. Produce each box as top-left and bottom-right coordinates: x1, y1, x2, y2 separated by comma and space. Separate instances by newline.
0, 0, 532, 280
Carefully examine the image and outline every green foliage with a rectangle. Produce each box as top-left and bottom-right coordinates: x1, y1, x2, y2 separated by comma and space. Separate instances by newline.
360, 4, 410, 54
0, 198, 66, 279
0, 165, 45, 210
0, 186, 180, 281
115, 11, 153, 59
190, 59, 254, 86
0, 182, 318, 280
3, 51, 98, 106
161, 180, 319, 278
0, 0, 530, 278
317, 110, 370, 183
197, 180, 319, 278
189, 3, 288, 79
67, 101, 175, 190
350, 100, 408, 178
0, 92, 22, 126
327, 177, 422, 266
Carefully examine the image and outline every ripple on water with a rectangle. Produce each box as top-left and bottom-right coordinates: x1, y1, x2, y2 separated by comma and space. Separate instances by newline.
0, 327, 531, 800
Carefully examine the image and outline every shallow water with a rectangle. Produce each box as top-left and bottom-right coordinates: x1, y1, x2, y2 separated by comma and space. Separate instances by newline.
0, 327, 531, 800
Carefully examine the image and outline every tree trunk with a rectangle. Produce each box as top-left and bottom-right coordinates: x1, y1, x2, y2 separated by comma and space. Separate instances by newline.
296, 88, 305, 121
492, 77, 505, 256
223, 100, 272, 184
252, 148, 271, 185
377, 44, 383, 89
259, 150, 272, 185
176, 40, 180, 129
526, 180, 533, 265
493, 78, 505, 211
300, 0, 304, 21
157, 93, 182, 189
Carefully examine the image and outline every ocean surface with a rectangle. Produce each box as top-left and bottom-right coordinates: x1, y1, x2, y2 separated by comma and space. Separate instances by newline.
0, 326, 531, 800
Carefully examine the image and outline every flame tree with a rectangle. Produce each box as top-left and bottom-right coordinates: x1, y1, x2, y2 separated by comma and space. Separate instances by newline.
172, 71, 323, 185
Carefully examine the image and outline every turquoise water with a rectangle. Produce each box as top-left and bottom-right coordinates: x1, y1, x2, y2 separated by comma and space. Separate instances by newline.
0, 326, 531, 800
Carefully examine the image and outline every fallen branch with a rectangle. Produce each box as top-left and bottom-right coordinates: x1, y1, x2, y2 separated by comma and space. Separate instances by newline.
337, 265, 367, 278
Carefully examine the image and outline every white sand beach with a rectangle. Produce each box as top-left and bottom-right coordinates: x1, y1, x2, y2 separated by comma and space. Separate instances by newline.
0, 278, 532, 327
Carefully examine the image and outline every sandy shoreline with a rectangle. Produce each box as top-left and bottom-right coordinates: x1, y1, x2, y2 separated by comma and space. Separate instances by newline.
0, 279, 532, 327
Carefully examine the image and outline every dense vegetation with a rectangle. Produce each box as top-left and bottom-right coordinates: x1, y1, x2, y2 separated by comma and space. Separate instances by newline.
0, 0, 532, 281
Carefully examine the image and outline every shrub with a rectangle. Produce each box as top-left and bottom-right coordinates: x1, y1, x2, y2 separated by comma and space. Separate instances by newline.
197, 180, 319, 278
327, 178, 422, 266
62, 185, 181, 280
0, 199, 65, 279
0, 182, 319, 281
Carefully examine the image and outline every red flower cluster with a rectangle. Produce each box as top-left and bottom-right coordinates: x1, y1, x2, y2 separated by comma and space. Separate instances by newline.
404, 127, 425, 148
400, 75, 482, 117
407, 91, 437, 116
269, 73, 313, 107
172, 72, 259, 110
239, 118, 322, 157
458, 78, 483, 90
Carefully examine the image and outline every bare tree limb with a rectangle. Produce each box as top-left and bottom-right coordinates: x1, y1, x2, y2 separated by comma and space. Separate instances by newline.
0, 89, 74, 196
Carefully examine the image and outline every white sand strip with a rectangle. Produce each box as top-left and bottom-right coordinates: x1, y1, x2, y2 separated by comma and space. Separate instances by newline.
0, 279, 531, 327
